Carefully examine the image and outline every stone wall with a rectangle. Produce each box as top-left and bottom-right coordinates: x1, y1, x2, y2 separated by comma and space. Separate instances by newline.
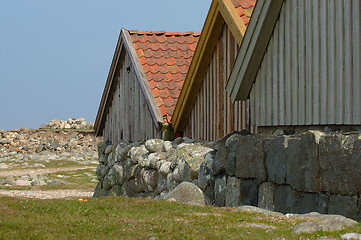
94, 130, 361, 220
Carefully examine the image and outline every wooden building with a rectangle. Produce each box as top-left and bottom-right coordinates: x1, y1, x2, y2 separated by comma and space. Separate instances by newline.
95, 29, 199, 143
227, 0, 361, 129
171, 0, 257, 141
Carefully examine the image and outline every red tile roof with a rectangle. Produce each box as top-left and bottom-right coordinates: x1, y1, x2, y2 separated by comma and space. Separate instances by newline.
129, 30, 200, 121
231, 0, 257, 25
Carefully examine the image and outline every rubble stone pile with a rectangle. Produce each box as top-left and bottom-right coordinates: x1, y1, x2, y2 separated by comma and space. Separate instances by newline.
40, 118, 94, 130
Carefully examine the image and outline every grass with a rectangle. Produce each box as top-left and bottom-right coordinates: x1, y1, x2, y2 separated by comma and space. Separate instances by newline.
0, 196, 360, 240
1, 168, 98, 191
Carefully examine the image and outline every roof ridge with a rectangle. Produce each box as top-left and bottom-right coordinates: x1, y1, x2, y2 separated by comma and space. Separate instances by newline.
128, 30, 201, 37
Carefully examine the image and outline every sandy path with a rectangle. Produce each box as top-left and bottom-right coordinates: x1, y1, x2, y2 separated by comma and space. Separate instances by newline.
0, 189, 93, 199
0, 166, 96, 177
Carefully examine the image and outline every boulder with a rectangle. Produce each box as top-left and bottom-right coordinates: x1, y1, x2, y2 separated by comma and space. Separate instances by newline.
146, 152, 166, 169
176, 143, 213, 180
141, 169, 159, 192
289, 212, 357, 234
115, 141, 132, 162
258, 182, 276, 211
225, 176, 241, 207
319, 134, 361, 195
232, 205, 284, 217
159, 161, 171, 176
128, 145, 149, 165
145, 139, 164, 153
214, 174, 227, 207
164, 182, 205, 205
198, 151, 215, 190
232, 135, 266, 183
341, 233, 361, 240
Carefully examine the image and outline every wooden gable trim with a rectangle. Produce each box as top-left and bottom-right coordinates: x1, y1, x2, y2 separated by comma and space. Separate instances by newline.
95, 32, 125, 136
226, 0, 285, 102
121, 29, 164, 128
172, 0, 247, 133
218, 0, 247, 45
94, 29, 164, 136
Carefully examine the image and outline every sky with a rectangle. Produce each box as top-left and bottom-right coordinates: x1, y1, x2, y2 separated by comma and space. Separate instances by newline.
0, 0, 211, 130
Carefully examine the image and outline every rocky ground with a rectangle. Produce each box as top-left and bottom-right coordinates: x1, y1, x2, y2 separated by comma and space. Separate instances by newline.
0, 119, 102, 199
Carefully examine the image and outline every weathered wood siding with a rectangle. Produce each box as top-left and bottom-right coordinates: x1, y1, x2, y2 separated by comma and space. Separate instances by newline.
103, 52, 161, 144
184, 25, 250, 140
251, 0, 361, 127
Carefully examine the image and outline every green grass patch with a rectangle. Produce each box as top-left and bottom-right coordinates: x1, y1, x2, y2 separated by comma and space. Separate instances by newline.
0, 196, 360, 240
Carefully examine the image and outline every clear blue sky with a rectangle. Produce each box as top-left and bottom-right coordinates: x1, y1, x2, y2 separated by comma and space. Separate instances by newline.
0, 0, 211, 130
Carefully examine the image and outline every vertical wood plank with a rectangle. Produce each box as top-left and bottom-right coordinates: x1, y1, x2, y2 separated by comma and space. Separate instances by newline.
335, 0, 344, 124
320, 0, 328, 124
352, 0, 361, 123
305, 0, 313, 125
298, 0, 306, 125
327, 0, 336, 124
284, 0, 292, 125
343, 0, 352, 124
312, 0, 320, 124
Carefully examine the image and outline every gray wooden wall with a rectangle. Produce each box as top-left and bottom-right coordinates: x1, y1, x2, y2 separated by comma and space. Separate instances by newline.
184, 25, 250, 140
103, 52, 161, 144
250, 0, 361, 127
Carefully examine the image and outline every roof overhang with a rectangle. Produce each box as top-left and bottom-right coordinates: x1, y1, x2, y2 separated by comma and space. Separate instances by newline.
226, 0, 285, 102
171, 0, 249, 133
94, 29, 163, 136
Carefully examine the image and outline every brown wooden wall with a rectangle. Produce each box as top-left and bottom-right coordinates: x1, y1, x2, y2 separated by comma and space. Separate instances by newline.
103, 52, 162, 144
183, 25, 250, 141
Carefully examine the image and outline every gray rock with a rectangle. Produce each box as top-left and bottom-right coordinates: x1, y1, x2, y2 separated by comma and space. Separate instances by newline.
15, 180, 32, 186
141, 169, 159, 192
290, 212, 357, 234
286, 134, 320, 192
183, 137, 194, 143
328, 195, 359, 220
240, 180, 259, 206
205, 130, 251, 151
155, 174, 167, 194
319, 134, 361, 195
159, 162, 171, 176
198, 151, 214, 190
232, 205, 284, 217
299, 193, 328, 214
4, 176, 16, 186
146, 152, 166, 169
0, 139, 10, 145
108, 185, 125, 197
212, 145, 229, 175
272, 129, 286, 136
214, 174, 227, 207
166, 173, 177, 192
225, 176, 241, 207
265, 137, 287, 185
115, 141, 132, 162
258, 182, 276, 211
128, 145, 149, 165
108, 164, 125, 186
233, 135, 266, 183
93, 182, 102, 197
274, 185, 301, 214
341, 233, 361, 240
176, 143, 213, 180
162, 141, 173, 152
172, 161, 190, 183
97, 142, 108, 158
172, 137, 184, 147
145, 139, 164, 153
46, 180, 67, 185
104, 145, 114, 156
96, 164, 109, 180
164, 182, 205, 205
